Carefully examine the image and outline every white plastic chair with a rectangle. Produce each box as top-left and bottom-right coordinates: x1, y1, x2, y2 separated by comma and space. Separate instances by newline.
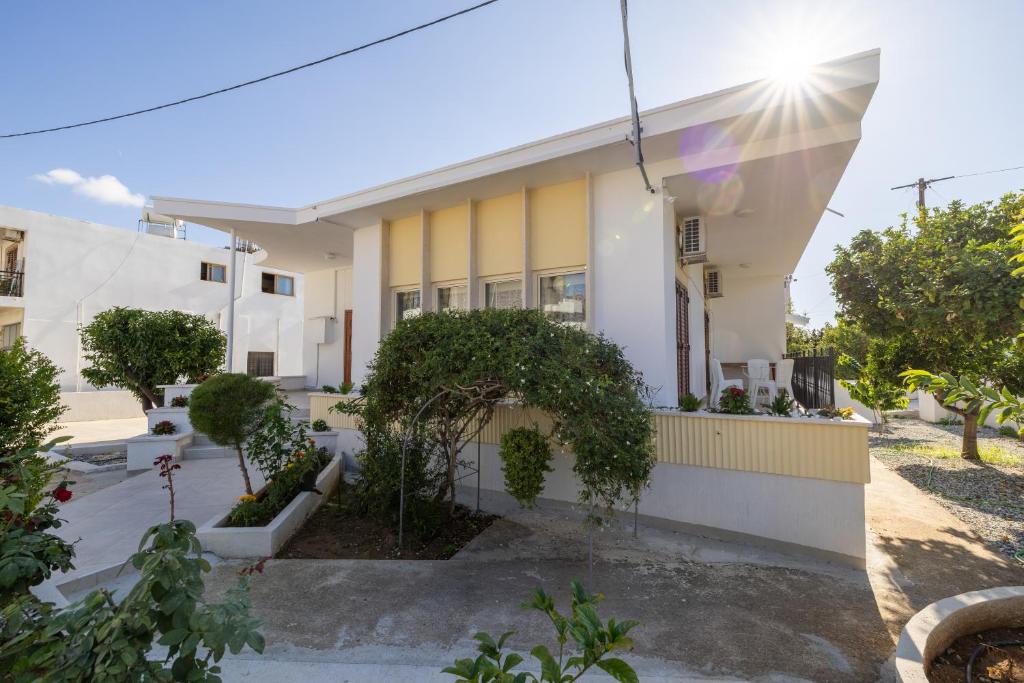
776, 358, 796, 403
710, 359, 744, 409
744, 358, 778, 408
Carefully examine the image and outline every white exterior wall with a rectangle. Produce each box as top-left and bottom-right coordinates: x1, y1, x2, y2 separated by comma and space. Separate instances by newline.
591, 164, 678, 406
708, 273, 787, 364
0, 205, 303, 391
350, 223, 383, 387
302, 266, 353, 388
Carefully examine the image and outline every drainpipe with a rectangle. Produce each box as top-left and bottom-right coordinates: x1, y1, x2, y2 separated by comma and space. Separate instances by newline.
226, 229, 236, 372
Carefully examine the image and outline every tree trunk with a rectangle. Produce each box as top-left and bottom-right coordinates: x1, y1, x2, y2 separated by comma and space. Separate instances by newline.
236, 445, 254, 495
447, 440, 458, 516
140, 395, 154, 412
961, 412, 980, 460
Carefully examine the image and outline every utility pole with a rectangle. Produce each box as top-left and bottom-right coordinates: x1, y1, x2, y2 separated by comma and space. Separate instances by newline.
890, 176, 955, 211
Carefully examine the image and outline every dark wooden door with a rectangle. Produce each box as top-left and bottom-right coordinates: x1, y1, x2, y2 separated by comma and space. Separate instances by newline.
704, 311, 711, 394
675, 281, 690, 401
343, 310, 353, 386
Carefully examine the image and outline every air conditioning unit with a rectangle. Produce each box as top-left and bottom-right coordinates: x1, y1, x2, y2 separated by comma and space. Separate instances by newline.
678, 216, 707, 263
1, 228, 24, 242
704, 268, 723, 298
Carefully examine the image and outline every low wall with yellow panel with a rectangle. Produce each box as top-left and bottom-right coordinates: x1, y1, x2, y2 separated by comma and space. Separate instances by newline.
309, 394, 870, 564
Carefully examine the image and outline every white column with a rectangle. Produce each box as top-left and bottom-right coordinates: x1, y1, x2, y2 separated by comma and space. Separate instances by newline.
226, 229, 236, 372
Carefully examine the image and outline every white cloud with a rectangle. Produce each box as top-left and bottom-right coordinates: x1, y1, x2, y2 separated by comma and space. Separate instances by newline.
32, 168, 145, 208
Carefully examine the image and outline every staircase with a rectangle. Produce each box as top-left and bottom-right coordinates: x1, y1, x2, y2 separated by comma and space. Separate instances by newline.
183, 434, 235, 460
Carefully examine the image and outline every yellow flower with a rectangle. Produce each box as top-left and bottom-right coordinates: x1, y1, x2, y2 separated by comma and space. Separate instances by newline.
286, 463, 295, 469
238, 494, 257, 502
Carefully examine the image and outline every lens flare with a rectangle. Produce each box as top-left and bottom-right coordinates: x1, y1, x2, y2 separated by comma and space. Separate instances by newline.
678, 123, 739, 184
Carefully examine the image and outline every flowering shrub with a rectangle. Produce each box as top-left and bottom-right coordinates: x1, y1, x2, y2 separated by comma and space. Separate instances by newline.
245, 397, 310, 480
151, 420, 176, 435
717, 386, 754, 415
226, 445, 332, 527
169, 395, 189, 408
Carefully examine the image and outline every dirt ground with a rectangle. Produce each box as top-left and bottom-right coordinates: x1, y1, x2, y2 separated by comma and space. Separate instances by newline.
927, 627, 1024, 682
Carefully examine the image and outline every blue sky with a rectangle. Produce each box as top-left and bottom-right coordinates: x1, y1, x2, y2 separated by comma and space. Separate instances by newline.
2, 0, 1023, 324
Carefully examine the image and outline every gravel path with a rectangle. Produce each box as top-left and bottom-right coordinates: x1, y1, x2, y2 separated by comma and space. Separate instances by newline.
871, 417, 1024, 558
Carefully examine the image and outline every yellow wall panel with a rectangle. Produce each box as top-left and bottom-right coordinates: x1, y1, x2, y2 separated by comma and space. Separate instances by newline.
388, 214, 421, 287
529, 179, 587, 271
429, 204, 468, 282
476, 192, 523, 277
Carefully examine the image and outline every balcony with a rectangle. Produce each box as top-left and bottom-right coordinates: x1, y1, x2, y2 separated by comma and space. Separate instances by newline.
0, 269, 23, 297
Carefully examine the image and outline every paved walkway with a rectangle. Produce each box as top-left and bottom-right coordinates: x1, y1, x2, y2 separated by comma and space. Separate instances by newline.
51, 417, 149, 446
41, 457, 263, 602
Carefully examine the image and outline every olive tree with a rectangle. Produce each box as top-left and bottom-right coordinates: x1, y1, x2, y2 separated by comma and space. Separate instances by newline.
339, 308, 656, 517
80, 307, 225, 410
0, 338, 66, 457
189, 373, 277, 495
828, 192, 1024, 458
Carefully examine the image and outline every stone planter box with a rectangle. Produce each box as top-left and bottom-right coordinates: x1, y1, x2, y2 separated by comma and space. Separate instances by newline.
146, 407, 192, 434
157, 384, 199, 404
126, 431, 194, 471
894, 586, 1024, 681
196, 454, 342, 558
307, 429, 339, 457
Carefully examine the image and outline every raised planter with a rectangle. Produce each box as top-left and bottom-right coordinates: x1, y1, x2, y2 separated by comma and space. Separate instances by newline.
126, 431, 193, 471
307, 429, 339, 457
157, 384, 199, 404
196, 454, 342, 558
894, 586, 1024, 681
146, 406, 192, 433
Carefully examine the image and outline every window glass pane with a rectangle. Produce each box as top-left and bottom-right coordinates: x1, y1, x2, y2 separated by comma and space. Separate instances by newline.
540, 272, 585, 325
261, 272, 275, 293
275, 276, 294, 296
485, 280, 522, 310
437, 285, 468, 312
395, 290, 421, 321
211, 265, 226, 282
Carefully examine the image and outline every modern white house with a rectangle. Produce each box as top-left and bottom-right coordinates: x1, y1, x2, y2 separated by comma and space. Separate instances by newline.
0, 205, 304, 419
152, 50, 881, 565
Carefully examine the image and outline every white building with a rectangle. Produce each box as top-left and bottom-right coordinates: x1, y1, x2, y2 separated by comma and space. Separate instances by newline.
0, 205, 304, 416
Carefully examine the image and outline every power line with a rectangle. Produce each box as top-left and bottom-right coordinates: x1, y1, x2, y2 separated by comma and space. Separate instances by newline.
891, 163, 1024, 210
619, 0, 654, 194
0, 0, 500, 139
956, 164, 1024, 179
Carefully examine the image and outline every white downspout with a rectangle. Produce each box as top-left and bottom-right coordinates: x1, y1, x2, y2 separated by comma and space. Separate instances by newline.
226, 229, 236, 372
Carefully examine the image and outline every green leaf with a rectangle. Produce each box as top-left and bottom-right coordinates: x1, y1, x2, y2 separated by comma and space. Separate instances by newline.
596, 658, 639, 683
530, 645, 561, 683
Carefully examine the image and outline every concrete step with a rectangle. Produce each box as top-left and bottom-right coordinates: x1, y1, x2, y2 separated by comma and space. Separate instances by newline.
183, 445, 234, 460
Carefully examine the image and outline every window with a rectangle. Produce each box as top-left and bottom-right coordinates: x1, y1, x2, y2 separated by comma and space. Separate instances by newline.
261, 272, 294, 296
1, 323, 21, 350
246, 351, 275, 377
484, 280, 522, 310
395, 289, 421, 322
200, 262, 226, 283
539, 272, 585, 325
436, 285, 468, 312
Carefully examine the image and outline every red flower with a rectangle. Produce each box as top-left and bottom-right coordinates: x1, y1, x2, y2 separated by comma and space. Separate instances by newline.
728, 387, 745, 396
53, 486, 73, 503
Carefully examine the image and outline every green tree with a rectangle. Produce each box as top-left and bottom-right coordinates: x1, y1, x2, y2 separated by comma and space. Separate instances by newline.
80, 308, 226, 411
828, 192, 1024, 458
189, 373, 277, 495
838, 354, 908, 430
0, 339, 66, 457
340, 308, 655, 518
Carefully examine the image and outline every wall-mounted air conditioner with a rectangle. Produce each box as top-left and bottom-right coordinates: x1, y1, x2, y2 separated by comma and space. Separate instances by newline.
678, 216, 707, 263
704, 267, 723, 298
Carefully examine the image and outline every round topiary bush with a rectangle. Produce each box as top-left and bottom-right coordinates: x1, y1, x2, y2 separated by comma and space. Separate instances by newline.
189, 373, 277, 495
499, 426, 553, 508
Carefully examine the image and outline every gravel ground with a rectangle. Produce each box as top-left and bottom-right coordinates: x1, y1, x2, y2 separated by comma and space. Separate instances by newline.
871, 417, 1024, 559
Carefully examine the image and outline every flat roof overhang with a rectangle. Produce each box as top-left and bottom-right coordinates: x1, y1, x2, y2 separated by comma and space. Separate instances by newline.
153, 49, 880, 273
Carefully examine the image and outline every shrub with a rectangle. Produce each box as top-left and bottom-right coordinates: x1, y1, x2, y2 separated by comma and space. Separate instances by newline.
311, 418, 330, 432
226, 446, 331, 527
998, 425, 1022, 439
80, 307, 225, 410
189, 373, 277, 495
443, 581, 639, 683
245, 398, 308, 480
339, 381, 354, 395
717, 387, 753, 415
169, 395, 189, 408
320, 385, 338, 394
151, 420, 176, 436
766, 390, 795, 417
817, 405, 855, 420
679, 393, 702, 412
0, 338, 66, 458
499, 427, 553, 508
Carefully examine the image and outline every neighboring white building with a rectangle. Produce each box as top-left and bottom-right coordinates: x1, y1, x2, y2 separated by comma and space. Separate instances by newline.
0, 205, 304, 403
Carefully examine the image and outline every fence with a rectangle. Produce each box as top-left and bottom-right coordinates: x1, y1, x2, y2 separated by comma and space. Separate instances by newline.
784, 350, 836, 409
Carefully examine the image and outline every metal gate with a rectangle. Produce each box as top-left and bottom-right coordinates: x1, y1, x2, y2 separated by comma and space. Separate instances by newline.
675, 281, 690, 402
783, 350, 836, 409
